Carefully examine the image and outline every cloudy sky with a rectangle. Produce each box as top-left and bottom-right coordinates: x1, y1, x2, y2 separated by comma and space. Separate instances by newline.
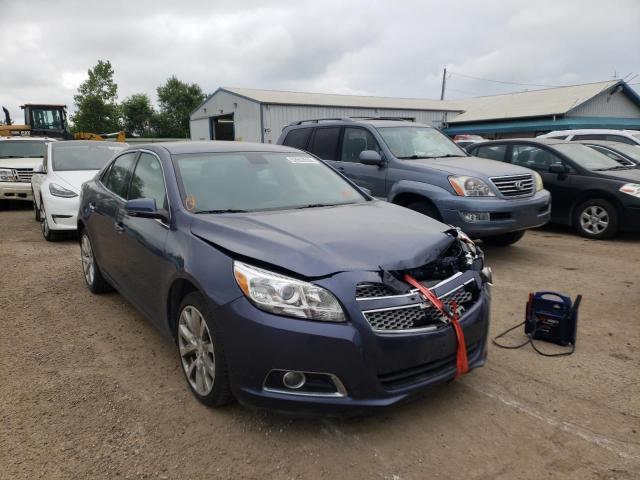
1, 0, 639, 119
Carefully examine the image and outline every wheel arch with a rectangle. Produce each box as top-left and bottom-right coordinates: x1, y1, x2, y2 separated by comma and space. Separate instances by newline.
166, 277, 201, 339
391, 192, 442, 220
568, 190, 623, 226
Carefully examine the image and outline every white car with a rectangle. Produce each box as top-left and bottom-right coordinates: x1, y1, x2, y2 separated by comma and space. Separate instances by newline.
0, 136, 53, 203
31, 140, 127, 240
538, 129, 640, 146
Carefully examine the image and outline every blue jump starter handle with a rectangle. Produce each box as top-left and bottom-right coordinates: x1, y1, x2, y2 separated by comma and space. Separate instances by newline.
525, 291, 579, 346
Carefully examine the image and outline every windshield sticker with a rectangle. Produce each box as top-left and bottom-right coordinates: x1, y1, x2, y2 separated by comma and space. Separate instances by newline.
287, 156, 318, 164
185, 194, 196, 211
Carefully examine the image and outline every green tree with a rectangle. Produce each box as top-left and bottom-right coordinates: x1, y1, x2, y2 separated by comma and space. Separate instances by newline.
121, 93, 154, 137
72, 60, 121, 133
154, 76, 205, 137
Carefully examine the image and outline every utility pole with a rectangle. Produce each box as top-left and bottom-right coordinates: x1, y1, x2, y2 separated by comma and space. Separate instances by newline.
440, 67, 447, 100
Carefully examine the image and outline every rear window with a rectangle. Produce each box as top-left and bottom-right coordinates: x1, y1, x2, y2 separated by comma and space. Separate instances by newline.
282, 128, 312, 150
473, 144, 507, 161
308, 127, 341, 160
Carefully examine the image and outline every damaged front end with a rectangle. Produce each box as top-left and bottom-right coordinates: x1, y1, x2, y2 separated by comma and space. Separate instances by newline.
356, 228, 491, 335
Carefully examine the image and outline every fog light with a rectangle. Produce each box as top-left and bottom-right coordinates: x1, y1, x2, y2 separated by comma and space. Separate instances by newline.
462, 212, 490, 222
282, 371, 306, 389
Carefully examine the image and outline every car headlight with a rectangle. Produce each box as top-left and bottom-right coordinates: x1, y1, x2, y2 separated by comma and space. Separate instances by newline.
0, 168, 18, 182
49, 183, 78, 198
233, 261, 346, 322
619, 183, 640, 198
533, 171, 544, 191
449, 176, 495, 197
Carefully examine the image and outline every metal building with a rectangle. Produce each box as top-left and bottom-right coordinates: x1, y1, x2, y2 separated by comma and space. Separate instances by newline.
189, 87, 463, 143
443, 80, 640, 138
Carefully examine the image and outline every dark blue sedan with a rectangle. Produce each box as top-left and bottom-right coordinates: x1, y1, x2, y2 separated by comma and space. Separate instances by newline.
77, 141, 491, 414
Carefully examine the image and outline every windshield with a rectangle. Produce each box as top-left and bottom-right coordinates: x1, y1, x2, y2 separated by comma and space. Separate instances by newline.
52, 143, 125, 171
174, 152, 366, 213
554, 144, 627, 170
611, 143, 640, 162
0, 140, 47, 158
377, 126, 466, 158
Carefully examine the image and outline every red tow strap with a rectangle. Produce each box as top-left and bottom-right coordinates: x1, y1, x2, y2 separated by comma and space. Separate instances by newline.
404, 274, 469, 379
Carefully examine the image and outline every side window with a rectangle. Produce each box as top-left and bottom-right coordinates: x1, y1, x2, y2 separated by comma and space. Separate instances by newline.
605, 135, 636, 145
282, 128, 312, 150
474, 145, 507, 161
512, 145, 566, 172
308, 127, 341, 160
341, 128, 382, 162
128, 153, 168, 211
572, 134, 606, 141
103, 152, 137, 198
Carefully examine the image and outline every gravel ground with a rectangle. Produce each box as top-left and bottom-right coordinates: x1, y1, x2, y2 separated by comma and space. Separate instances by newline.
1, 204, 639, 480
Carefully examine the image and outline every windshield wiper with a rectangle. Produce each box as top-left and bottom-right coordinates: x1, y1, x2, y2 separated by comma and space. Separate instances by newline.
397, 154, 463, 159
593, 166, 635, 171
194, 209, 249, 214
296, 203, 342, 209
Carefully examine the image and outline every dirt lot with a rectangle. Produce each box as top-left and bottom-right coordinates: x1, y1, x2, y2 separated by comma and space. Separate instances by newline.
0, 205, 639, 480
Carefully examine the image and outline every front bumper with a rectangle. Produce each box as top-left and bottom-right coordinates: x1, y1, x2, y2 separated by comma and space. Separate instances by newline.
438, 190, 551, 238
43, 193, 79, 231
214, 271, 491, 415
0, 182, 32, 201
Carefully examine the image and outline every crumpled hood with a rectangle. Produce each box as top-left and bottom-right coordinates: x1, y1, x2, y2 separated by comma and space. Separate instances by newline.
190, 201, 455, 278
409, 156, 534, 178
53, 170, 99, 192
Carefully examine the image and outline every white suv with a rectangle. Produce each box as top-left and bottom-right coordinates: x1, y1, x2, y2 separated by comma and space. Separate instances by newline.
0, 136, 54, 202
538, 129, 640, 146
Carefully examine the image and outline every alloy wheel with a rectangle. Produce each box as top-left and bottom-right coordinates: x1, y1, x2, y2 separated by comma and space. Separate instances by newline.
80, 235, 95, 286
580, 205, 609, 235
178, 306, 216, 396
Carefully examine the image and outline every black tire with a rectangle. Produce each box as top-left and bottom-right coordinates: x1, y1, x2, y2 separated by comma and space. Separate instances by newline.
33, 198, 41, 222
483, 230, 526, 246
405, 201, 441, 221
40, 200, 58, 242
176, 291, 233, 407
574, 199, 618, 240
79, 231, 113, 293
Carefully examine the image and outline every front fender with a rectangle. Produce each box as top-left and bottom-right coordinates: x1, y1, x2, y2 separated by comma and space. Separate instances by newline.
388, 179, 454, 204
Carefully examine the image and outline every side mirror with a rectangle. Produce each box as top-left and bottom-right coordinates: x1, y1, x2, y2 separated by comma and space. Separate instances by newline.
548, 164, 568, 174
125, 198, 165, 220
360, 187, 372, 196
359, 150, 384, 166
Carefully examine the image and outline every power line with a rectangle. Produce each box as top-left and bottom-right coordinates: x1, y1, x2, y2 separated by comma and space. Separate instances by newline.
448, 71, 564, 88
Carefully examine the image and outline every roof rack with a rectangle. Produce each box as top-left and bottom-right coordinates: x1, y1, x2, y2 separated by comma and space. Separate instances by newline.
288, 117, 354, 126
350, 116, 414, 121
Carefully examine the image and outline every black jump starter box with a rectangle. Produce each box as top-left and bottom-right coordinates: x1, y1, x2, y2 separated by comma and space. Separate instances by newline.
525, 292, 580, 346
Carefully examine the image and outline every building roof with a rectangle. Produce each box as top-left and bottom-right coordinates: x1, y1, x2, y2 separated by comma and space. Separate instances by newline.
446, 80, 622, 124
215, 87, 464, 112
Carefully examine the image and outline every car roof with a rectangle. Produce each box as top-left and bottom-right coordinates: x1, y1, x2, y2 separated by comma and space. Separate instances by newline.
542, 129, 640, 136
51, 140, 127, 149
0, 136, 54, 142
136, 141, 303, 155
572, 140, 635, 149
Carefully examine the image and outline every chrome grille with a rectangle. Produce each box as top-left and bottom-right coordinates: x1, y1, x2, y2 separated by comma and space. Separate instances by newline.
490, 174, 534, 197
355, 283, 396, 299
363, 284, 474, 333
15, 168, 34, 183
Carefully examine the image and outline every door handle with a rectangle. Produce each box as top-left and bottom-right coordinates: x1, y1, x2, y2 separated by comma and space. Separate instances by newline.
114, 221, 125, 233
